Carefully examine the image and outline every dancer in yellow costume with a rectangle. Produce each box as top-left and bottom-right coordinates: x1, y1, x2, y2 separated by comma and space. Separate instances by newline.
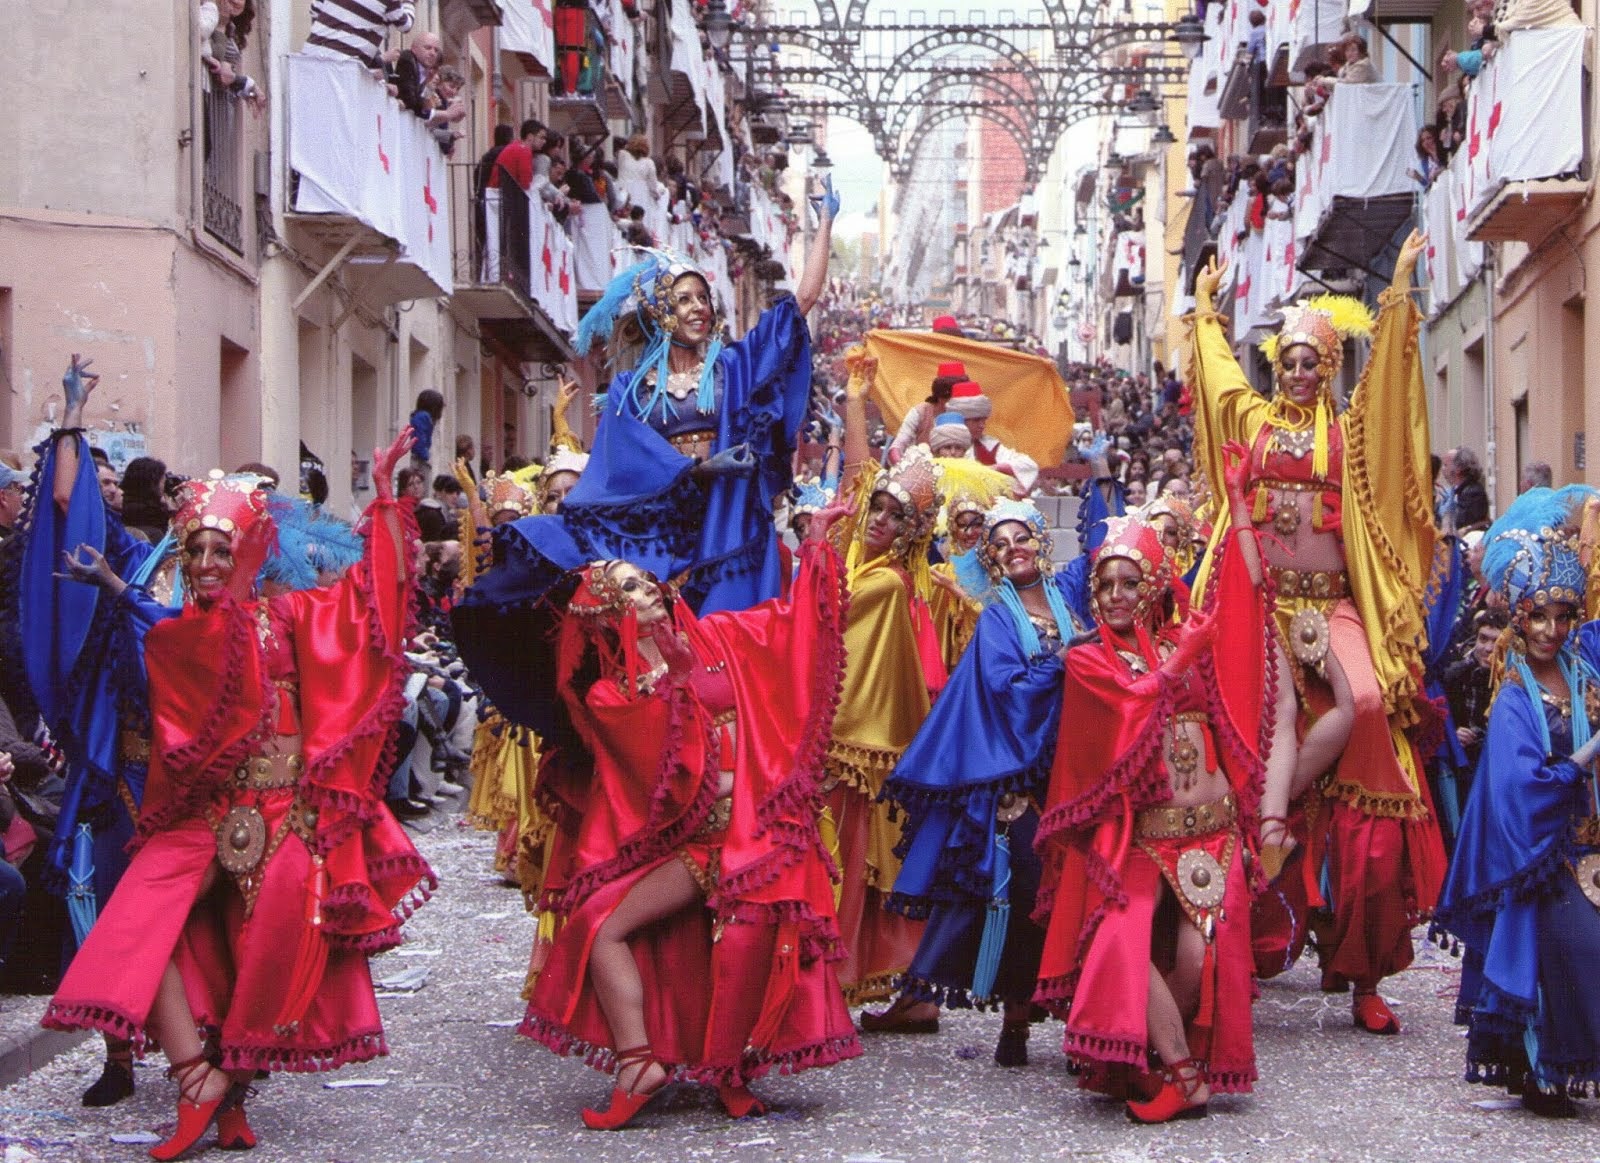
1188, 232, 1446, 1034
929, 457, 1015, 671
823, 353, 947, 1005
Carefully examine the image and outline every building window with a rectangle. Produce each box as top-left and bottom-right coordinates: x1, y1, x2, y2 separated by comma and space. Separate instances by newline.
203, 85, 246, 255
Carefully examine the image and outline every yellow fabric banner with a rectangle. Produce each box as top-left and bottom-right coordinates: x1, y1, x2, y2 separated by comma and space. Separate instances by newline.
859, 330, 1076, 467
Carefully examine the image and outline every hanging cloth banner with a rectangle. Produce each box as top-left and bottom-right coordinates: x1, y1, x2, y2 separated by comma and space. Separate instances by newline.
288, 55, 453, 297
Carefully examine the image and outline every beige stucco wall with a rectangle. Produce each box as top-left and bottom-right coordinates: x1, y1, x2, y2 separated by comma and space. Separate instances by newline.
0, 212, 258, 473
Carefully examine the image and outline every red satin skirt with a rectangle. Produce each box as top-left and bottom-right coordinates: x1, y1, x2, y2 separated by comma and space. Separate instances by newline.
44, 796, 426, 1072
1060, 829, 1257, 1095
520, 844, 860, 1086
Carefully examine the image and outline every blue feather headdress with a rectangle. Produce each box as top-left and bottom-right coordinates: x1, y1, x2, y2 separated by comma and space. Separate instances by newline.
1482, 485, 1596, 612
260, 494, 366, 592
575, 248, 723, 421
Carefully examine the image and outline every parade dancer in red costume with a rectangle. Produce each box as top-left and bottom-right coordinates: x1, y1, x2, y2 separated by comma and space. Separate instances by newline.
519, 507, 860, 1130
42, 430, 434, 1159
1035, 446, 1272, 1124
1189, 232, 1445, 1035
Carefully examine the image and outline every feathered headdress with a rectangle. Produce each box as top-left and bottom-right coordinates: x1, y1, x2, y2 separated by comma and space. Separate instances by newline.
576, 249, 723, 421
936, 458, 1014, 532
792, 476, 835, 517
1482, 485, 1595, 613
259, 495, 365, 592
844, 447, 945, 596
1255, 294, 1376, 481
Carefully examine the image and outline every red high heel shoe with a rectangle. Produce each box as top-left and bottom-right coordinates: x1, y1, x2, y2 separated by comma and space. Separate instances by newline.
149, 1055, 229, 1161
580, 1046, 669, 1131
1126, 1058, 1209, 1124
216, 1084, 257, 1151
1353, 990, 1401, 1035
717, 1082, 768, 1119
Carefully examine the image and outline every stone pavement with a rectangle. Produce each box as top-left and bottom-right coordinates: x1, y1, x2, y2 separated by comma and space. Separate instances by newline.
0, 818, 1592, 1163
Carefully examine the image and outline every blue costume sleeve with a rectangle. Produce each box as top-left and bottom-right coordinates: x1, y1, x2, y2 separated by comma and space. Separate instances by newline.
1077, 478, 1124, 553
884, 592, 1067, 913
1059, 554, 1095, 630
692, 294, 812, 613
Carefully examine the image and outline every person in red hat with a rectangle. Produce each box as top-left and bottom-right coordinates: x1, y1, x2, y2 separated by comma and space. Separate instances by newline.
888, 360, 968, 464
947, 382, 1039, 496
931, 315, 963, 335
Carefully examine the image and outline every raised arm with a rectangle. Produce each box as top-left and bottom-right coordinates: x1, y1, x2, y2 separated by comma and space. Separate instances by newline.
793, 177, 837, 316
550, 378, 585, 453
54, 355, 99, 513
841, 353, 876, 484
371, 427, 417, 572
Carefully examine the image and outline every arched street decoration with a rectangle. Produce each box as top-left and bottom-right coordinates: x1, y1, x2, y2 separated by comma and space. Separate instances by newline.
749, 3, 1191, 188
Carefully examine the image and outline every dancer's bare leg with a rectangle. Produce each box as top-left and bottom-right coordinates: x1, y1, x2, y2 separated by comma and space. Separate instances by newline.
588, 858, 703, 1094
1145, 918, 1212, 1106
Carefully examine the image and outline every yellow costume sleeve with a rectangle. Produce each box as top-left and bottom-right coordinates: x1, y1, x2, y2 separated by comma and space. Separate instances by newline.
550, 397, 584, 453
1340, 287, 1436, 724
1186, 296, 1271, 598
826, 561, 932, 793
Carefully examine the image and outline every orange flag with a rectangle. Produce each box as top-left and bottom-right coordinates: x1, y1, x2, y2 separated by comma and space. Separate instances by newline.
860, 330, 1076, 467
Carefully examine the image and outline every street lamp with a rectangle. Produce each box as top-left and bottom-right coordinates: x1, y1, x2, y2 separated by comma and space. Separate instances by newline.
1151, 123, 1178, 145
704, 0, 733, 50
1170, 13, 1208, 60
812, 146, 833, 171
1123, 89, 1161, 116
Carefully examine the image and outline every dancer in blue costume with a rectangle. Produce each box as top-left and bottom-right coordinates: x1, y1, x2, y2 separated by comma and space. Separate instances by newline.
458, 182, 836, 667
1435, 485, 1600, 1118
881, 499, 1084, 1067
21, 356, 362, 1108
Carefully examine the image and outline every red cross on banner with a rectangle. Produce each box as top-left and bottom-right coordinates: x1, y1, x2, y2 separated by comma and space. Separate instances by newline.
423, 158, 438, 243
1236, 274, 1251, 301
1319, 127, 1332, 166
1487, 101, 1503, 142
542, 227, 554, 279
377, 115, 391, 174
559, 252, 570, 294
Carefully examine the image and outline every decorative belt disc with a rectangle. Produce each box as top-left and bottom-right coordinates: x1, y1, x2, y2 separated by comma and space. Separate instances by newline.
1288, 607, 1330, 669
1576, 853, 1600, 909
216, 805, 269, 875
1176, 848, 1227, 911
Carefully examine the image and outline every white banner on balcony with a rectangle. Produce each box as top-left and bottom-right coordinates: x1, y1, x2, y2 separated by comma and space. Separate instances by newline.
500, 0, 556, 77
1449, 149, 1485, 283
1268, 0, 1292, 66
1187, 57, 1221, 135
1216, 186, 1248, 295
574, 202, 615, 295
605, 0, 636, 102
1293, 82, 1417, 246
1261, 212, 1300, 309
1423, 168, 1460, 309
748, 186, 790, 274
1232, 227, 1273, 336
529, 196, 578, 335
288, 55, 452, 296
1460, 26, 1587, 222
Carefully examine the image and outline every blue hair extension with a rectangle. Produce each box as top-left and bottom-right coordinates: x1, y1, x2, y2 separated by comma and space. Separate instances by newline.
952, 546, 996, 607
996, 580, 1042, 657
575, 257, 657, 355
696, 335, 724, 413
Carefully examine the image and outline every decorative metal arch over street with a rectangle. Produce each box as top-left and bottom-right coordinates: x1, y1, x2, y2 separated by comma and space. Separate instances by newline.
711, 1, 1197, 188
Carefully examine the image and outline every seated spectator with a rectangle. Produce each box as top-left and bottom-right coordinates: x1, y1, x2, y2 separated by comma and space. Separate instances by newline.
0, 464, 26, 541
120, 456, 171, 542
1519, 461, 1554, 492
307, 0, 414, 69
417, 473, 463, 542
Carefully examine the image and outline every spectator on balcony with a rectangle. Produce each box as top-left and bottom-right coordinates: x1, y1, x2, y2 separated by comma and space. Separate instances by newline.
1439, 43, 1486, 81
1334, 34, 1378, 83
1441, 446, 1491, 533
203, 0, 264, 108
306, 0, 414, 70
617, 135, 668, 240
1246, 7, 1267, 61
486, 119, 546, 285
425, 66, 467, 156
1410, 126, 1444, 190
475, 124, 514, 282
567, 148, 613, 296
1499, 0, 1579, 29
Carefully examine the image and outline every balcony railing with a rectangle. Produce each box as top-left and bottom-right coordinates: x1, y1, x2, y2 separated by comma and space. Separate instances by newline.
1463, 26, 1590, 244
447, 163, 578, 360
202, 83, 246, 255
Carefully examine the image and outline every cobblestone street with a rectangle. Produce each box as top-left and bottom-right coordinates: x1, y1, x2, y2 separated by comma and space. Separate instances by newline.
1, 818, 1591, 1163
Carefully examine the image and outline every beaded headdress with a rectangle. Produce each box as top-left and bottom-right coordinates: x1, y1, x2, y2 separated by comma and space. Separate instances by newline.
173, 470, 276, 603
1482, 486, 1595, 613
1089, 515, 1174, 627
485, 471, 538, 519
792, 477, 834, 517
575, 249, 723, 421
979, 499, 1056, 582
